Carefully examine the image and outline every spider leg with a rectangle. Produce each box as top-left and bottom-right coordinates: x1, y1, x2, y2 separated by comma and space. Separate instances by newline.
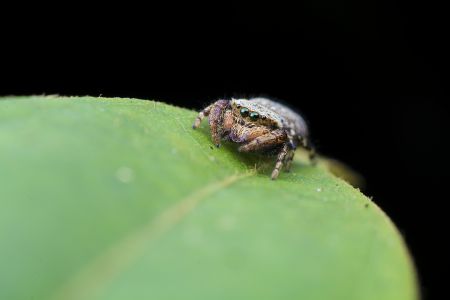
238, 129, 286, 152
271, 143, 290, 180
283, 133, 297, 172
237, 130, 289, 180
302, 137, 317, 165
192, 100, 230, 147
284, 149, 296, 172
208, 100, 229, 147
192, 104, 213, 129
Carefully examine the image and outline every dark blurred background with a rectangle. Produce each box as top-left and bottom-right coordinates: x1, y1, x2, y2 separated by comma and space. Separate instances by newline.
1, 1, 448, 298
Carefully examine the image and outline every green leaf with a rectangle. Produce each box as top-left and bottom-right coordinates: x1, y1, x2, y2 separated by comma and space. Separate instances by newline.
0, 96, 418, 300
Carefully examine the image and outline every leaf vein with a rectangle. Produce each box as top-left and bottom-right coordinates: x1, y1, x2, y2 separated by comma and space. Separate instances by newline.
51, 171, 253, 300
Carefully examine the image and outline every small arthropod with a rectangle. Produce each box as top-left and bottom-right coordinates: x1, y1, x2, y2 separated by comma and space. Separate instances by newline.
192, 97, 316, 180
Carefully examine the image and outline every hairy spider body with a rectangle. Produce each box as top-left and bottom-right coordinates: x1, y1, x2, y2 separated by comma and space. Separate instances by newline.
193, 98, 315, 179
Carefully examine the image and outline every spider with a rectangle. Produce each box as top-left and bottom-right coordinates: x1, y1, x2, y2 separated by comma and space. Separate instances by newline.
192, 97, 315, 179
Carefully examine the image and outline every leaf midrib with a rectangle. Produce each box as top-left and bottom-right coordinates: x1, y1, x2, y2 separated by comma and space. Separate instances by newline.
51, 171, 254, 300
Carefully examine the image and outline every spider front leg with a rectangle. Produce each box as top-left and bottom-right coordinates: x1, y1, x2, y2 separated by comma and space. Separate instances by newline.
192, 100, 229, 147
238, 129, 286, 152
237, 129, 289, 180
192, 103, 213, 129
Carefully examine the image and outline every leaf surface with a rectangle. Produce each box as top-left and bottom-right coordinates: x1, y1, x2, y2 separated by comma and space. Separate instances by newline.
0, 96, 418, 300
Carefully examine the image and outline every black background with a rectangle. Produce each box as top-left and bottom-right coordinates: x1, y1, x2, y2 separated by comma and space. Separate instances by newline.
1, 1, 449, 298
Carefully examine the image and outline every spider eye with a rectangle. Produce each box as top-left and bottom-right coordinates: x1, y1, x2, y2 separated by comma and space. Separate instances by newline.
249, 112, 259, 120
240, 107, 249, 117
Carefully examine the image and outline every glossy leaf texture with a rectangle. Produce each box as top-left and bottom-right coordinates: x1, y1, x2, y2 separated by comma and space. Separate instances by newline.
0, 96, 418, 300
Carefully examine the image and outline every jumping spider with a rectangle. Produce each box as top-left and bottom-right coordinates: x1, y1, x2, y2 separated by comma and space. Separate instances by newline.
192, 97, 316, 180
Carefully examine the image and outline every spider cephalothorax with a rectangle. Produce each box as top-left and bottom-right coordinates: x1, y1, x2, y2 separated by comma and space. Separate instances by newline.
193, 97, 315, 179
